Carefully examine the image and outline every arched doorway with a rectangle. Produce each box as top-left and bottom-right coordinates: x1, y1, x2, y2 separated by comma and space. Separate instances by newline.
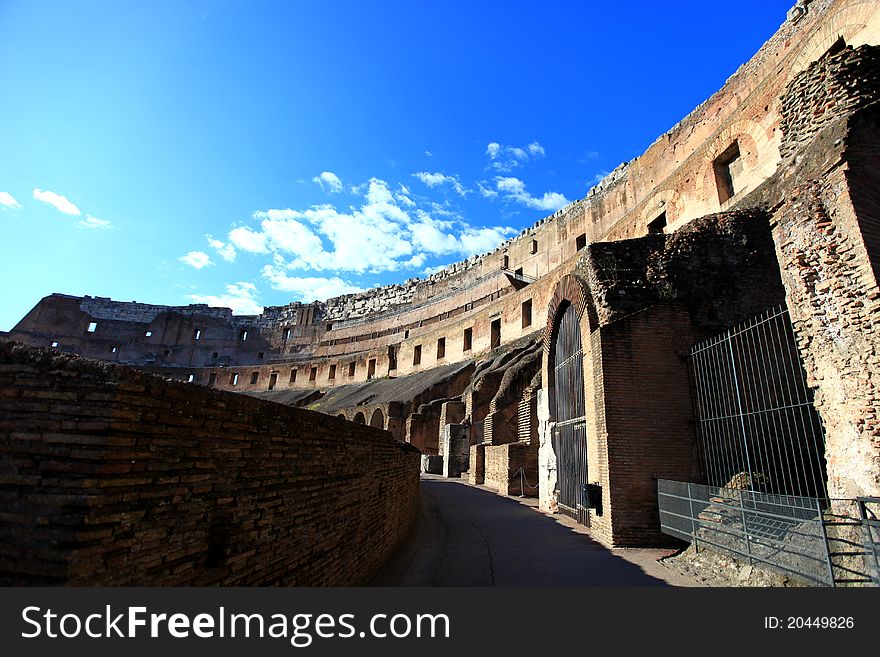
369, 408, 385, 429
352, 412, 366, 424
550, 301, 589, 526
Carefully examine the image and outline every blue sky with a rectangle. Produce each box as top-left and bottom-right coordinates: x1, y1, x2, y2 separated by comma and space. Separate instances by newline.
0, 0, 793, 330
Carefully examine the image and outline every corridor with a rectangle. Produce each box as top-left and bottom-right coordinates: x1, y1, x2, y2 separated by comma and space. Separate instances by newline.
379, 475, 700, 587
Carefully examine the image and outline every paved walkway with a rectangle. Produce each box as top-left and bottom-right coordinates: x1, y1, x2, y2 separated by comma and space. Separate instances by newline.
377, 474, 700, 587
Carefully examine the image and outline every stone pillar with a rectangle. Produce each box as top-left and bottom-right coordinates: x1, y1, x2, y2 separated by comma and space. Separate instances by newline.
537, 388, 557, 512
441, 424, 470, 478
468, 444, 486, 485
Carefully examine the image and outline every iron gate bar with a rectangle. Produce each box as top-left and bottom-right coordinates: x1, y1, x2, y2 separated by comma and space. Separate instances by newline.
687, 305, 828, 500
552, 302, 589, 526
857, 497, 880, 585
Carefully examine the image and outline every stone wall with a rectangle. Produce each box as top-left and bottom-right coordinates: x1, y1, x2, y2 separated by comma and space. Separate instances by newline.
780, 44, 880, 160
0, 341, 421, 585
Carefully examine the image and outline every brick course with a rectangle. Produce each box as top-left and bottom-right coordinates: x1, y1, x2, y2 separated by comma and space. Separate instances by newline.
0, 342, 420, 585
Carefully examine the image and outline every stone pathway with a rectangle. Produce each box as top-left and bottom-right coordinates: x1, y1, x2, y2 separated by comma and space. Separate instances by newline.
375, 474, 701, 587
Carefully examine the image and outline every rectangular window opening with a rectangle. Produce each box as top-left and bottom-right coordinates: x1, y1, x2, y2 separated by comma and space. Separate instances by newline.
531, 239, 538, 254
714, 141, 742, 205
290, 369, 298, 383
309, 367, 317, 381
258, 352, 264, 359
284, 328, 292, 340
51, 341, 59, 348
463, 327, 473, 352
367, 358, 376, 379
231, 373, 239, 386
413, 345, 422, 366
648, 211, 667, 235
437, 337, 446, 360
348, 361, 356, 377
522, 299, 533, 328
490, 318, 501, 349
387, 346, 397, 371
329, 364, 336, 380
110, 346, 118, 354
145, 331, 152, 337
250, 372, 259, 385
502, 254, 510, 269
187, 374, 195, 383
208, 372, 217, 386
87, 322, 98, 333
575, 234, 587, 251
194, 329, 202, 340
240, 329, 248, 341
268, 372, 278, 390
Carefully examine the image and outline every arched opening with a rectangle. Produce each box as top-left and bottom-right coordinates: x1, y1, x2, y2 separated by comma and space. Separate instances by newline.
352, 412, 366, 425
337, 414, 346, 419
369, 408, 385, 429
549, 301, 589, 526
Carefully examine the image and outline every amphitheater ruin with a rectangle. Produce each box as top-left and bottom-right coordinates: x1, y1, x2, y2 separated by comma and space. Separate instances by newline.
2, 0, 880, 585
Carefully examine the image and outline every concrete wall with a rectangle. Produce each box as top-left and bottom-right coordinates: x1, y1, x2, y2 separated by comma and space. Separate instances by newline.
0, 342, 421, 585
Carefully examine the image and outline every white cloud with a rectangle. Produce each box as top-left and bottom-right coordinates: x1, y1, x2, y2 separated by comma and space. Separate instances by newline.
422, 263, 449, 276
424, 150, 433, 157
477, 182, 498, 199
495, 176, 569, 212
410, 213, 461, 255
261, 265, 363, 301
179, 251, 212, 269
528, 142, 546, 157
413, 171, 469, 196
77, 215, 112, 230
187, 282, 262, 315
207, 235, 236, 262
228, 225, 269, 253
485, 141, 546, 172
33, 188, 81, 215
0, 192, 21, 209
312, 171, 343, 193
193, 176, 520, 302
460, 226, 518, 253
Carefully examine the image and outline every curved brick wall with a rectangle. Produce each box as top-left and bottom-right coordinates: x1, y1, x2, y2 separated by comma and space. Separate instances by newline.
0, 342, 421, 585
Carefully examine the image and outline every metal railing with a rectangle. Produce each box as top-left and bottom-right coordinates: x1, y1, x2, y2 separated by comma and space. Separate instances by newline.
858, 497, 880, 585
658, 479, 834, 586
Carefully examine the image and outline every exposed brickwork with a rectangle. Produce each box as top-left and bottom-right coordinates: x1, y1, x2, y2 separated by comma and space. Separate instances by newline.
0, 342, 420, 585
780, 45, 880, 160
596, 306, 704, 545
484, 443, 538, 497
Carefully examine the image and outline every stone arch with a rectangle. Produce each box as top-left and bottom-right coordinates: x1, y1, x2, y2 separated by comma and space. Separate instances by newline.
695, 118, 777, 211
788, 2, 880, 77
543, 274, 596, 357
639, 188, 683, 233
337, 414, 346, 419
352, 412, 366, 425
369, 408, 385, 429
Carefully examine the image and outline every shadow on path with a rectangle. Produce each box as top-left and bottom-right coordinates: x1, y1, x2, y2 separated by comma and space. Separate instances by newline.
384, 476, 674, 587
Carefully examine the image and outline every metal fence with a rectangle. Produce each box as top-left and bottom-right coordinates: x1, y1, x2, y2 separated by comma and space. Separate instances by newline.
688, 305, 828, 500
858, 497, 880, 585
658, 479, 835, 586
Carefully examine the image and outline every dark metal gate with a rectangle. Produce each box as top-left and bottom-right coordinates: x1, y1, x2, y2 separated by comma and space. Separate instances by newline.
552, 303, 589, 525
688, 305, 827, 500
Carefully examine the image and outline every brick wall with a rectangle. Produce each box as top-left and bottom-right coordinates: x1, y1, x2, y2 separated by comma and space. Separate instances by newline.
597, 305, 704, 546
484, 443, 538, 497
780, 45, 880, 160
0, 342, 421, 585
